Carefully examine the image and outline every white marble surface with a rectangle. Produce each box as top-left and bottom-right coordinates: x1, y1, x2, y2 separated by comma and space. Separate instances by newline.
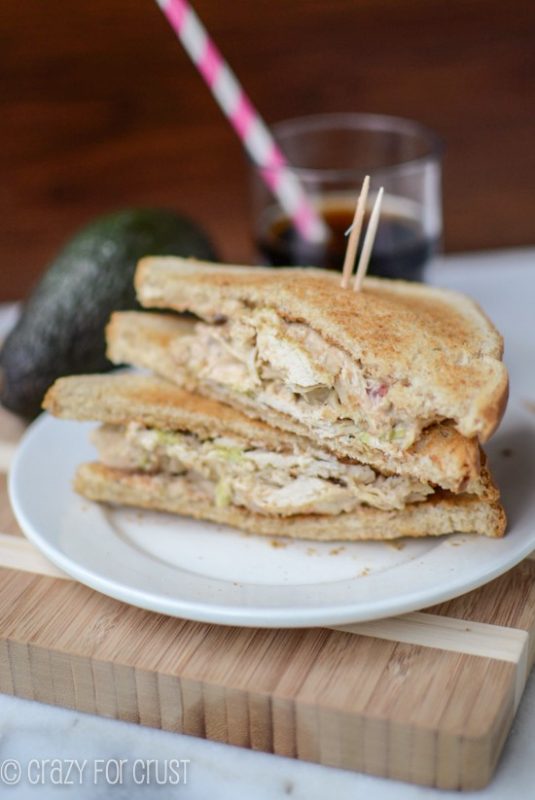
0, 673, 533, 799
1, 248, 534, 798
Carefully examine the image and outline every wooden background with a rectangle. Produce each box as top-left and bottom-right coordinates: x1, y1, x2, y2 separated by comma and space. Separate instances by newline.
2, 0, 535, 300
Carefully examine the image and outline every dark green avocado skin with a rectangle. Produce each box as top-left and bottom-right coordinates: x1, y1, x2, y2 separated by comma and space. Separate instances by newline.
0, 208, 218, 418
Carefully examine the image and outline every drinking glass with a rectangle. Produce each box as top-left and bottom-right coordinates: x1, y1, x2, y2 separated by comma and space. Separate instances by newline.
250, 112, 443, 280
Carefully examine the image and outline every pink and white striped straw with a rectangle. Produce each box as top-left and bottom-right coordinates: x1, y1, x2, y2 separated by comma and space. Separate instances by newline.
155, 0, 327, 243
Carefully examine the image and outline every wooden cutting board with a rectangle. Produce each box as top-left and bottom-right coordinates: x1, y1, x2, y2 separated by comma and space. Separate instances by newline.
0, 404, 534, 791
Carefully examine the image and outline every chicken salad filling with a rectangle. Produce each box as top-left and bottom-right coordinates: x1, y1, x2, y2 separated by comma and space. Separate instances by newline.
169, 309, 436, 454
92, 422, 435, 517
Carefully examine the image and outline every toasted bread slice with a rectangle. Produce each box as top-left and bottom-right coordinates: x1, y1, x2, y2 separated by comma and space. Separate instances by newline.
106, 311, 482, 492
74, 461, 506, 541
133, 257, 508, 443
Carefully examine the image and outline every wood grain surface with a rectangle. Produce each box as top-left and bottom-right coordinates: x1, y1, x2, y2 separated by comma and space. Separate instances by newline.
2, 0, 535, 300
0, 406, 534, 790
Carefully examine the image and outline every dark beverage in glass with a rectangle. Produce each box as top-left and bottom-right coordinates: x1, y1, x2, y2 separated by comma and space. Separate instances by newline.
258, 199, 438, 281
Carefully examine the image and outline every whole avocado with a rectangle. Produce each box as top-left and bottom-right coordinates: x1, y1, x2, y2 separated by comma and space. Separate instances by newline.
0, 208, 218, 418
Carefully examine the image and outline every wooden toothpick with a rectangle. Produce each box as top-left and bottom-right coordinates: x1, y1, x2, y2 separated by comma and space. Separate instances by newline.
340, 175, 370, 289
353, 186, 384, 292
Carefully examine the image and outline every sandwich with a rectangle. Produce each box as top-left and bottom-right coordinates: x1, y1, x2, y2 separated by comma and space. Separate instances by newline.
106, 257, 508, 494
43, 373, 506, 540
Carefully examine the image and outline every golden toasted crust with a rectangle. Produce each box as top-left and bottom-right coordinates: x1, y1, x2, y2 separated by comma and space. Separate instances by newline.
74, 462, 506, 541
134, 257, 508, 442
106, 311, 483, 491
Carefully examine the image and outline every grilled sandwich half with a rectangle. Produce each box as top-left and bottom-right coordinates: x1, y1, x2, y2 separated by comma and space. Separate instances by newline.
43, 374, 506, 541
106, 257, 509, 493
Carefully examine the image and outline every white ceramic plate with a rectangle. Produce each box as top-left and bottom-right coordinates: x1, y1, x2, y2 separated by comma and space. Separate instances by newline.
7, 257, 535, 628
8, 395, 535, 628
